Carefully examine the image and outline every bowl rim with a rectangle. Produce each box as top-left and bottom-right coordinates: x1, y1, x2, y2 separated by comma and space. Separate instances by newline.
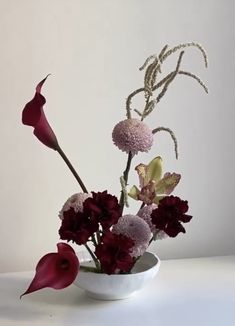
77, 251, 161, 277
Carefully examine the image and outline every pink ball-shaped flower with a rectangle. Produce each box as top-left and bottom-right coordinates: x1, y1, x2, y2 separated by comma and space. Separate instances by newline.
59, 193, 91, 219
112, 214, 152, 257
137, 204, 157, 232
138, 204, 168, 240
112, 118, 153, 154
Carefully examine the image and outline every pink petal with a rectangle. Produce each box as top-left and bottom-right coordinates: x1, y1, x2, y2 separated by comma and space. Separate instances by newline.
138, 181, 156, 205
22, 75, 59, 150
155, 173, 181, 195
21, 243, 79, 297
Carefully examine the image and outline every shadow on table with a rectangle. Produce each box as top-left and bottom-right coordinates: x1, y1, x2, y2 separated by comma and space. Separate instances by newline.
0, 274, 107, 323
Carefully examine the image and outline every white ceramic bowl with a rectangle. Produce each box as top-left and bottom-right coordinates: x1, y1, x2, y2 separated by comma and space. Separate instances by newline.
74, 252, 160, 300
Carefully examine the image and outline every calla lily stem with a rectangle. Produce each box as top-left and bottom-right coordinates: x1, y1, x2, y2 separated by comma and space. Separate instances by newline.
56, 145, 88, 193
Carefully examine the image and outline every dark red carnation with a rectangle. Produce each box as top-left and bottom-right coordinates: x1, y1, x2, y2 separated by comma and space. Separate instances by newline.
151, 195, 192, 237
83, 191, 121, 229
59, 208, 98, 245
95, 231, 135, 274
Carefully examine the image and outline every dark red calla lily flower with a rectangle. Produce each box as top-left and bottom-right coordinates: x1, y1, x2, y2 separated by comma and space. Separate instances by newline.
22, 75, 59, 150
21, 243, 79, 297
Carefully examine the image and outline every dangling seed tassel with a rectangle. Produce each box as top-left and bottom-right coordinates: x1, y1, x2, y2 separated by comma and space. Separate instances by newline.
152, 127, 179, 159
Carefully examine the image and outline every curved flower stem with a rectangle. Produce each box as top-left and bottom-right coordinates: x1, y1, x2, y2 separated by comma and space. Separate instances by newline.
119, 152, 133, 214
155, 51, 185, 105
84, 244, 100, 270
126, 88, 144, 118
56, 145, 88, 193
152, 127, 178, 159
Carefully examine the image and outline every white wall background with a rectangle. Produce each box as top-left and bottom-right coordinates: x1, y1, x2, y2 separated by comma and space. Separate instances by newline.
0, 0, 234, 272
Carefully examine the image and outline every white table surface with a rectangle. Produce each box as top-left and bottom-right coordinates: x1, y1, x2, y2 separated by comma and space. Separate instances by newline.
0, 255, 234, 326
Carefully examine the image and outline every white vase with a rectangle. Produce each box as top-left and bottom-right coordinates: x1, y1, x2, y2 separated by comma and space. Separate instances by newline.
73, 252, 160, 300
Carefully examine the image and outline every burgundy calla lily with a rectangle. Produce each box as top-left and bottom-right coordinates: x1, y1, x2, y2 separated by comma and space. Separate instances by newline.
22, 75, 59, 150
21, 243, 79, 297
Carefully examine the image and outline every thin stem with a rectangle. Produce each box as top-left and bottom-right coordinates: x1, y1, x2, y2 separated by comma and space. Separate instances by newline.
56, 145, 88, 193
84, 244, 100, 270
119, 152, 133, 213
91, 235, 97, 246
96, 230, 101, 245
148, 236, 154, 246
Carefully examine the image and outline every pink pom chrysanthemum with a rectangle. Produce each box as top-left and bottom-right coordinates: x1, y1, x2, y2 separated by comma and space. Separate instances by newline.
112, 118, 153, 154
59, 193, 91, 219
112, 214, 151, 257
137, 204, 157, 232
138, 204, 168, 240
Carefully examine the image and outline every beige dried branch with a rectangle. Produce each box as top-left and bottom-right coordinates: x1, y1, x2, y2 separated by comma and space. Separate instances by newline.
155, 51, 184, 105
125, 49, 168, 118
126, 87, 145, 118
162, 42, 208, 68
143, 45, 168, 96
178, 71, 208, 93
144, 100, 157, 116
140, 51, 185, 120
134, 109, 143, 116
139, 55, 158, 72
126, 69, 208, 120
125, 42, 208, 119
152, 127, 179, 159
139, 45, 168, 71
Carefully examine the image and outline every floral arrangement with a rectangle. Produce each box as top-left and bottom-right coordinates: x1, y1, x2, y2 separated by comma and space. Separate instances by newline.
21, 42, 208, 297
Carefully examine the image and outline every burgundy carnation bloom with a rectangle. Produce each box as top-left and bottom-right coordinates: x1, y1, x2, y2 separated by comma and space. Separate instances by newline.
21, 243, 79, 297
151, 195, 192, 237
95, 231, 135, 274
59, 208, 98, 245
22, 75, 59, 150
83, 191, 121, 229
